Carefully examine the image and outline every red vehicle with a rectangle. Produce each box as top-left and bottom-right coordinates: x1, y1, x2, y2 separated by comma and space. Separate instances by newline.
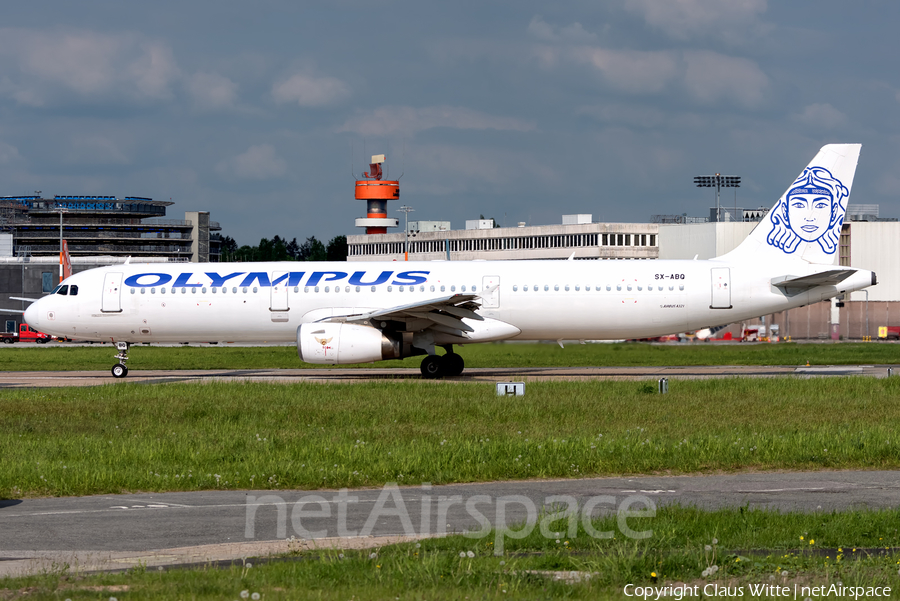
879, 326, 900, 340
0, 323, 53, 344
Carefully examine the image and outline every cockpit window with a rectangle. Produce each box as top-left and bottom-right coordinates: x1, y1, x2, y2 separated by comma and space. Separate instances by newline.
51, 285, 62, 294
69, 285, 78, 296
56, 285, 69, 296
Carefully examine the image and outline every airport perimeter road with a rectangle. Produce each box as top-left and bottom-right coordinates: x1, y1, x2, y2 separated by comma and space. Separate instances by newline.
1, 471, 898, 575
1, 364, 898, 387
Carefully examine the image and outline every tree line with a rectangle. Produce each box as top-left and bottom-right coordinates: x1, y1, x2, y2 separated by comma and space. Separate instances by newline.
217, 235, 347, 262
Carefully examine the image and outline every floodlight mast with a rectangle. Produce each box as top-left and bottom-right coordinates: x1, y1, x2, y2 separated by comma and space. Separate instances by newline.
397, 205, 414, 261
694, 174, 741, 222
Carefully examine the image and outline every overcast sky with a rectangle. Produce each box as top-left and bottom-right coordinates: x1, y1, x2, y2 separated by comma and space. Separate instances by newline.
2, 1, 899, 245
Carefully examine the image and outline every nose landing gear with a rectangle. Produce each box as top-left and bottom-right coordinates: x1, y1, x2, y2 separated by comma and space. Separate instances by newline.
112, 341, 130, 378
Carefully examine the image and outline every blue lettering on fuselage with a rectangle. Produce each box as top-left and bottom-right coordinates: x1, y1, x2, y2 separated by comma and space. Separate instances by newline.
392, 271, 429, 286
271, 272, 305, 287
239, 272, 271, 287
173, 273, 203, 288
348, 270, 392, 286
124, 273, 173, 287
124, 270, 431, 288
205, 272, 245, 287
306, 271, 348, 287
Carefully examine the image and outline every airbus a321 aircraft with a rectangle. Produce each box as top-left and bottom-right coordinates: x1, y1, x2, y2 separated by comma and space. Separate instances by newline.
25, 144, 875, 379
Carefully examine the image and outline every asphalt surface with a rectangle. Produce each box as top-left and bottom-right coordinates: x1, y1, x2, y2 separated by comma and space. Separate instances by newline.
1, 471, 898, 575
1, 364, 898, 387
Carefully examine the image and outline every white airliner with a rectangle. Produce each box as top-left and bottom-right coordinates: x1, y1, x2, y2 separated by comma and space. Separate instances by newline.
25, 144, 875, 378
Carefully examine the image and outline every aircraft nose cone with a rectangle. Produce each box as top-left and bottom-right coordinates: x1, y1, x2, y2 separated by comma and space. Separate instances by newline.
24, 301, 39, 329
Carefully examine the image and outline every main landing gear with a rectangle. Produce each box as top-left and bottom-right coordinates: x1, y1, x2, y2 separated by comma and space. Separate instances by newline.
112, 341, 130, 378
420, 346, 465, 379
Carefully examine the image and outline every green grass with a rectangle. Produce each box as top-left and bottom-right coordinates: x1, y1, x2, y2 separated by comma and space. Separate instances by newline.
3, 506, 899, 599
0, 341, 898, 372
2, 378, 900, 498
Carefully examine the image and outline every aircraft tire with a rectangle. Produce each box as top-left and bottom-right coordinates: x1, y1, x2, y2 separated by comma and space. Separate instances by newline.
443, 353, 465, 377
420, 355, 444, 379
111, 364, 128, 378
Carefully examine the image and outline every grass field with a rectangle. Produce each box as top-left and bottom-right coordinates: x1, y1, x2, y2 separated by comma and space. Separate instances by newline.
2, 378, 899, 498
3, 506, 899, 599
0, 340, 898, 372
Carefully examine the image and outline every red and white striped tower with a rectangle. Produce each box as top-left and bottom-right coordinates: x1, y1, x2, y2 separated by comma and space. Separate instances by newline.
354, 154, 400, 234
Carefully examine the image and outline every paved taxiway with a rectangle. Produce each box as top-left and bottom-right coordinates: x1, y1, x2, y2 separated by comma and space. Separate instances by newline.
2, 471, 898, 576
1, 364, 897, 387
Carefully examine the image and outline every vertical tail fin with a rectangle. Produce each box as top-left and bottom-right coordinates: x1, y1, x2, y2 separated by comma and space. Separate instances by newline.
723, 144, 861, 265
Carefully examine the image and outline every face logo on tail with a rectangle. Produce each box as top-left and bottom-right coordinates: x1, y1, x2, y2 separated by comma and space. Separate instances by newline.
766, 166, 849, 255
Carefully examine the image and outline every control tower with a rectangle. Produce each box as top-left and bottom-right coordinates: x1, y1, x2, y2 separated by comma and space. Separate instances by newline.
354, 154, 400, 234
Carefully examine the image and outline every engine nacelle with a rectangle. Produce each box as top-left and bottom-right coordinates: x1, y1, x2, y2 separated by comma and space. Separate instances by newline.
297, 323, 400, 365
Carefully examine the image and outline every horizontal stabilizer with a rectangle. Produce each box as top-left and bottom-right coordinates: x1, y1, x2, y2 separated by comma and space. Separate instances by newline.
772, 269, 855, 294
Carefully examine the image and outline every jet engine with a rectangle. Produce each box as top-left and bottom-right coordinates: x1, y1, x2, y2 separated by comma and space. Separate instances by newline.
297, 323, 402, 365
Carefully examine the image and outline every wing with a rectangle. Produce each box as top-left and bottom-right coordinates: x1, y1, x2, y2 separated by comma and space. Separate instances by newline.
321, 293, 484, 338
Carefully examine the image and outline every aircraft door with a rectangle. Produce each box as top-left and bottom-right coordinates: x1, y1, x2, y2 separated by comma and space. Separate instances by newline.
710, 268, 732, 309
101, 272, 123, 313
270, 271, 290, 322
482, 275, 500, 309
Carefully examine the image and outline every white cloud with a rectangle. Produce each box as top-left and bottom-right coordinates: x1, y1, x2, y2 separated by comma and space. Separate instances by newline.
0, 141, 21, 164
792, 103, 847, 129
682, 51, 768, 108
527, 16, 597, 43
272, 73, 350, 107
0, 28, 180, 105
625, 0, 767, 40
338, 105, 535, 136
216, 144, 287, 180
187, 72, 239, 109
574, 47, 679, 94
